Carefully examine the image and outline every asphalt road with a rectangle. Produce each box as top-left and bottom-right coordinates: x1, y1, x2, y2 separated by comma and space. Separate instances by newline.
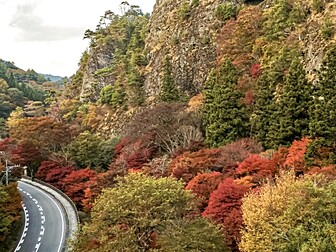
15, 181, 66, 252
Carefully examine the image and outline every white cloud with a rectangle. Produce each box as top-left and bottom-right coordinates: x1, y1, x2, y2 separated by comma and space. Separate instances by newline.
0, 0, 156, 77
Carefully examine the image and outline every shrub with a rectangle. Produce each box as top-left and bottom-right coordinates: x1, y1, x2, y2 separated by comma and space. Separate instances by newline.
215, 3, 238, 23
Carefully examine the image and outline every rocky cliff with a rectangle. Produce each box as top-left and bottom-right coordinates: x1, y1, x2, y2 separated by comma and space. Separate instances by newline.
144, 0, 223, 100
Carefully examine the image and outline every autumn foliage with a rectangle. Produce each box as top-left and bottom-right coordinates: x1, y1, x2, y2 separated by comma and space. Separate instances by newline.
186, 172, 224, 211
236, 154, 277, 186
203, 178, 250, 251
284, 137, 311, 173
0, 182, 22, 250
36, 161, 76, 190
169, 148, 222, 183
82, 169, 125, 212
62, 168, 97, 210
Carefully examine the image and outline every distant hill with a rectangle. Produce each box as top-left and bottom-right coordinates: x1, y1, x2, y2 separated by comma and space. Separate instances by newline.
42, 74, 64, 83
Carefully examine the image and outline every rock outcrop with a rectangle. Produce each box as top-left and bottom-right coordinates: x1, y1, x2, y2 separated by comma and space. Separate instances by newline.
144, 0, 223, 100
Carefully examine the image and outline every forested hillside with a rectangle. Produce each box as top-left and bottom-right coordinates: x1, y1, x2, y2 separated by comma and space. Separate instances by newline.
1, 0, 336, 251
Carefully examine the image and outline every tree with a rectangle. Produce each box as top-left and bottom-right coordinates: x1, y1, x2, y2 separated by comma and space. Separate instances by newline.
36, 161, 76, 190
203, 60, 250, 147
186, 172, 224, 211
168, 148, 222, 183
72, 173, 227, 251
251, 47, 301, 149
236, 154, 277, 186
308, 45, 336, 165
240, 170, 336, 252
203, 178, 250, 251
159, 56, 179, 102
67, 132, 117, 171
273, 58, 311, 146
284, 137, 311, 173
8, 116, 74, 156
62, 168, 97, 210
0, 183, 22, 250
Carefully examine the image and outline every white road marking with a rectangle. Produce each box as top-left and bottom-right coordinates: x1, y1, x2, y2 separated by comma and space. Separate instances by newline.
35, 243, 41, 252
40, 226, 45, 235
19, 182, 66, 252
14, 202, 29, 252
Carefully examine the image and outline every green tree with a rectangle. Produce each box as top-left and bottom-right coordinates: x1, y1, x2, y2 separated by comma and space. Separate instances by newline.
307, 45, 336, 165
203, 59, 250, 147
272, 58, 311, 147
72, 173, 227, 252
240, 170, 336, 252
159, 56, 179, 102
309, 45, 336, 141
252, 47, 301, 149
67, 131, 112, 170
99, 85, 114, 104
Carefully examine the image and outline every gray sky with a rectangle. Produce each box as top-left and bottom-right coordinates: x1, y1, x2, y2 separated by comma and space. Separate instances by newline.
0, 0, 156, 77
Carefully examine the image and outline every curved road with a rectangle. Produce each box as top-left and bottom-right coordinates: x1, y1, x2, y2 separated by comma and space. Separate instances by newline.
15, 181, 66, 252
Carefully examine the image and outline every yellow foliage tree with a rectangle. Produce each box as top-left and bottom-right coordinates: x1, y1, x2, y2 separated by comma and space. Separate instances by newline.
240, 170, 336, 252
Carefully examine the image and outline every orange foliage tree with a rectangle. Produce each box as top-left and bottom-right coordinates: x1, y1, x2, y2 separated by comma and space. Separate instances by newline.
36, 161, 76, 190
62, 168, 97, 210
203, 178, 250, 251
8, 116, 75, 156
236, 154, 277, 186
284, 137, 311, 173
168, 148, 222, 183
186, 172, 224, 211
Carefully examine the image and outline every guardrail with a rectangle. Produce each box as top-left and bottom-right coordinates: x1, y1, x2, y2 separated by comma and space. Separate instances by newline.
21, 175, 80, 223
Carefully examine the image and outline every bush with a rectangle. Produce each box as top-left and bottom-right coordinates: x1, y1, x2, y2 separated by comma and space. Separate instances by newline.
215, 3, 238, 23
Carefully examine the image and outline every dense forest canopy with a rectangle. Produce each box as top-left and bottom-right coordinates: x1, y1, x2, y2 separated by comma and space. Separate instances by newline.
1, 0, 336, 251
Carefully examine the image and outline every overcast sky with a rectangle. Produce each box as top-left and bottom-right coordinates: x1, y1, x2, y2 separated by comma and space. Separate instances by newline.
0, 0, 156, 77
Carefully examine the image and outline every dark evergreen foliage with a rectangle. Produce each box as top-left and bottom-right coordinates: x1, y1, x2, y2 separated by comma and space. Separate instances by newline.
203, 60, 250, 147
159, 56, 180, 102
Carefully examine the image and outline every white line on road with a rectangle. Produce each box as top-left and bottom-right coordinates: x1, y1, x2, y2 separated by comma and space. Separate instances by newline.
40, 226, 45, 235
20, 182, 65, 252
35, 243, 41, 252
14, 202, 29, 252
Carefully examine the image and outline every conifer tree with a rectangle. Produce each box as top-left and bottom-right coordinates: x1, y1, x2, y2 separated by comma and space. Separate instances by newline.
309, 45, 336, 140
252, 48, 301, 149
272, 58, 311, 146
251, 70, 278, 149
203, 59, 249, 147
307, 45, 336, 165
159, 56, 179, 102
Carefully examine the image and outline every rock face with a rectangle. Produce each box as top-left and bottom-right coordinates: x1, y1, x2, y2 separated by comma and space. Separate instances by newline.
80, 46, 115, 102
144, 0, 223, 100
